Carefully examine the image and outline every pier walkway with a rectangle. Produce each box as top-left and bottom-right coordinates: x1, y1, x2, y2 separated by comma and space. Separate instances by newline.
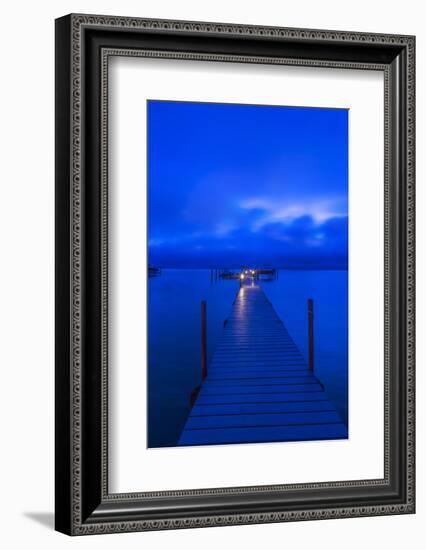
178, 284, 347, 446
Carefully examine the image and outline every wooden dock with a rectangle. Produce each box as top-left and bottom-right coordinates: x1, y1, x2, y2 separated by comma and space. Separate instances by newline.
178, 284, 347, 446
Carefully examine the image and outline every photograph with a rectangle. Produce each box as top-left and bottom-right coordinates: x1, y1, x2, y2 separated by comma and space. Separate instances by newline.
147, 100, 349, 448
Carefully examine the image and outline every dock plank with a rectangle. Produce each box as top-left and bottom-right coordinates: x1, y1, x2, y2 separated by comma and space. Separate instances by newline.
179, 423, 348, 446
185, 411, 343, 429
200, 383, 324, 395
206, 376, 317, 384
196, 392, 329, 405
192, 400, 336, 415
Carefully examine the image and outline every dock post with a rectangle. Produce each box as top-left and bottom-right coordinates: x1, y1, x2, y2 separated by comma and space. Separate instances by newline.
308, 298, 314, 371
201, 300, 207, 380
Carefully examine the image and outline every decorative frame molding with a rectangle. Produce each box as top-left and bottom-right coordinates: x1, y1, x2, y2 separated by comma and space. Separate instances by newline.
55, 14, 415, 535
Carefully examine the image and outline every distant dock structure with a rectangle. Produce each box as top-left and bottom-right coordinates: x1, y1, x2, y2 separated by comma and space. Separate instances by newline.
148, 265, 162, 277
211, 266, 278, 283
256, 266, 278, 281
179, 276, 347, 446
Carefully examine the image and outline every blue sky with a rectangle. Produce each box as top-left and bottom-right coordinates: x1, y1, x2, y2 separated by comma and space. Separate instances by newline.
147, 100, 348, 269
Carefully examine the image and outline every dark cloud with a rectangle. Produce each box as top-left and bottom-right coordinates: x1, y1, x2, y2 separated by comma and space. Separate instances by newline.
149, 215, 348, 270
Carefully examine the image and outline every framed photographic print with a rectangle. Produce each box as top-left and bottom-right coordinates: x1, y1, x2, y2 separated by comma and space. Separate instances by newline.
55, 14, 415, 535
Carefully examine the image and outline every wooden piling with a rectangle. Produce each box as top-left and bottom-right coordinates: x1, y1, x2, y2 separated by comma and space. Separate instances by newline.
308, 298, 314, 371
201, 300, 207, 380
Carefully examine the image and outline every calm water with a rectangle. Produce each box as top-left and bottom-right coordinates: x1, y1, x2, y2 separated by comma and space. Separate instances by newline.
148, 269, 348, 448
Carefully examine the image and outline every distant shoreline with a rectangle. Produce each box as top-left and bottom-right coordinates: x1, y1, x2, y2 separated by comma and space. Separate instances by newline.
149, 267, 349, 272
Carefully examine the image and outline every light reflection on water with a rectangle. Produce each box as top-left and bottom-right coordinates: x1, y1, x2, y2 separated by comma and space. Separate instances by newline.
148, 269, 348, 448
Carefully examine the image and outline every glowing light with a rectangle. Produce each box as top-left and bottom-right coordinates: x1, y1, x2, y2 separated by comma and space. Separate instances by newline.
240, 274, 245, 280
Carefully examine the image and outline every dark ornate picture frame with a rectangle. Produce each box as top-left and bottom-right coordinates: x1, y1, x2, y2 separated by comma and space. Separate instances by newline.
55, 13, 415, 535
